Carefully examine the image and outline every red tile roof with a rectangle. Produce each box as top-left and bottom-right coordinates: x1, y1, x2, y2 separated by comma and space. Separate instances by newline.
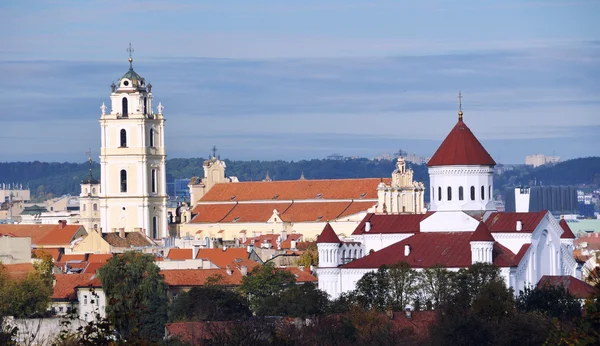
60, 254, 86, 262
470, 222, 494, 242
0, 224, 56, 245
575, 234, 600, 251
87, 254, 114, 263
351, 213, 433, 235
280, 234, 303, 249
342, 232, 518, 269
82, 262, 106, 274
538, 275, 600, 299
316, 223, 341, 244
1, 263, 35, 281
191, 201, 375, 224
33, 248, 62, 262
52, 273, 95, 301
166, 248, 193, 260
559, 219, 576, 239
427, 118, 496, 167
485, 211, 547, 233
37, 225, 85, 246
194, 248, 258, 269
284, 267, 317, 283
161, 269, 243, 287
240, 234, 280, 249
201, 178, 389, 202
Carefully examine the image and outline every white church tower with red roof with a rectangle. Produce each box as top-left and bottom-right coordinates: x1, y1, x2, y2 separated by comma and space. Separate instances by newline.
427, 94, 496, 212
98, 45, 168, 239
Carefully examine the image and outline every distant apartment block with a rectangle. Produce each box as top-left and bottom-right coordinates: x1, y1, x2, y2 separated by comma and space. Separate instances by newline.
0, 184, 30, 203
525, 154, 561, 168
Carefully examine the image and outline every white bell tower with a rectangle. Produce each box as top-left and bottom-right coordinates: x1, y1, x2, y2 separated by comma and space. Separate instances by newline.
98, 44, 168, 239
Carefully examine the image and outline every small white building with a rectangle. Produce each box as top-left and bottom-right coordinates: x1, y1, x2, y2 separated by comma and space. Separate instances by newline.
317, 109, 579, 299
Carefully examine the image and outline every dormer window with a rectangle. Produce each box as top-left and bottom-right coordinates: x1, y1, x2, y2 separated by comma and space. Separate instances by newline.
316, 193, 323, 199
360, 192, 367, 199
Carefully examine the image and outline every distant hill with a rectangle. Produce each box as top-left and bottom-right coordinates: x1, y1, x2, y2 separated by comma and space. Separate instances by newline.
0, 157, 598, 202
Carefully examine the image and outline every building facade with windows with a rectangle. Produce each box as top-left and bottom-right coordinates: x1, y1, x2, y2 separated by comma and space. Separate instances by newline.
98, 56, 168, 238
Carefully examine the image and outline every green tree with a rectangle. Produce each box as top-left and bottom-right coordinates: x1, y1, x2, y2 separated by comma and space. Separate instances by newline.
387, 261, 419, 310
354, 266, 391, 311
516, 285, 582, 320
295, 244, 318, 267
98, 252, 168, 343
239, 262, 296, 316
276, 282, 329, 318
170, 285, 251, 322
419, 266, 454, 309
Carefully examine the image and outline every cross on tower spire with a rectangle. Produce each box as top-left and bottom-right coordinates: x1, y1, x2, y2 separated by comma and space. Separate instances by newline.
457, 91, 463, 121
85, 149, 94, 180
126, 42, 135, 69
212, 145, 218, 159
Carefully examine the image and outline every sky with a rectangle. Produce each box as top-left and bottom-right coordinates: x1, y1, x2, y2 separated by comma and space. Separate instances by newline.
0, 0, 599, 164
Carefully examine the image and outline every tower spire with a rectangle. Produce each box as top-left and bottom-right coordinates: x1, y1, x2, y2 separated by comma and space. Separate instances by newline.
126, 42, 135, 70
85, 149, 94, 181
457, 91, 463, 121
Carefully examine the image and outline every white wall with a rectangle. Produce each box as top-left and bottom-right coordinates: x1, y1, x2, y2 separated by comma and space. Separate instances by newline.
77, 287, 106, 322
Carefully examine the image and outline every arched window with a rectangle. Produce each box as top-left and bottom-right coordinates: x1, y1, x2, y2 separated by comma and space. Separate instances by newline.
447, 186, 452, 201
92, 188, 96, 194
122, 97, 128, 116
93, 224, 98, 230
152, 216, 158, 239
438, 187, 442, 201
470, 186, 475, 201
459, 186, 464, 201
151, 169, 157, 193
149, 128, 155, 147
93, 203, 97, 211
120, 129, 127, 147
84, 188, 88, 194
82, 204, 86, 211
342, 250, 346, 260
143, 96, 147, 115
481, 185, 485, 200
120, 170, 127, 192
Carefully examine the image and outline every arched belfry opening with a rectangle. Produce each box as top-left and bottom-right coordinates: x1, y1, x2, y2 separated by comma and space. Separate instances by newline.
143, 96, 147, 115
152, 216, 158, 239
122, 97, 128, 117
120, 129, 127, 147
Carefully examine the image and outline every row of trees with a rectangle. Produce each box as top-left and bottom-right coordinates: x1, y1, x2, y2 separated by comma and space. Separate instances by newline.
2, 157, 598, 202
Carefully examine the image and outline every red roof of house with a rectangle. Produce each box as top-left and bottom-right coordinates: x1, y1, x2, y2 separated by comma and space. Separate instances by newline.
1, 263, 35, 281
316, 223, 341, 244
0, 224, 56, 245
342, 232, 518, 269
161, 269, 243, 287
485, 211, 547, 233
538, 275, 600, 299
194, 248, 258, 270
575, 234, 600, 251
166, 248, 193, 260
37, 225, 85, 246
559, 219, 576, 239
284, 267, 318, 283
200, 178, 389, 202
280, 234, 303, 249
351, 213, 433, 235
32, 248, 62, 262
240, 234, 281, 249
190, 201, 375, 224
52, 273, 95, 301
470, 222, 495, 242
60, 254, 86, 262
427, 119, 496, 167
87, 254, 114, 263
82, 262, 106, 274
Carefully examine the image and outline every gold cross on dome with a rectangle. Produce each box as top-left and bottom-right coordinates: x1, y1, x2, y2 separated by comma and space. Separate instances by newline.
127, 43, 135, 59
457, 91, 463, 120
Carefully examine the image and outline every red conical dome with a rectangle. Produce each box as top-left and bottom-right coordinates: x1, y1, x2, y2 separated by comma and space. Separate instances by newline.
317, 223, 341, 244
427, 118, 496, 167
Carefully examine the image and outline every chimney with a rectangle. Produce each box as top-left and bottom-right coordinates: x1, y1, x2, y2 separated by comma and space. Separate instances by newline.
58, 220, 67, 229
404, 244, 411, 256
119, 228, 125, 238
247, 244, 254, 253
192, 245, 200, 259
281, 230, 287, 242
365, 221, 371, 232
516, 220, 522, 232
222, 245, 227, 252
291, 240, 297, 250
240, 265, 248, 276
225, 265, 232, 276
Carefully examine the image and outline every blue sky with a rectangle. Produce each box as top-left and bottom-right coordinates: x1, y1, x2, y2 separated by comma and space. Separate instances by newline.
1, 0, 599, 163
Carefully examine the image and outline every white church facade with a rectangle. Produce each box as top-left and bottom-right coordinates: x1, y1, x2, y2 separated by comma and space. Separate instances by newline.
83, 50, 169, 239
317, 108, 579, 299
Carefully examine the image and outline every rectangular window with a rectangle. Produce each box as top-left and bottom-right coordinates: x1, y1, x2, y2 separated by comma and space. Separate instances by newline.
84, 295, 88, 305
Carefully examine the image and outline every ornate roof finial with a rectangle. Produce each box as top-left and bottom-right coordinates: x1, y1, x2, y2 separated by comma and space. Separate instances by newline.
86, 149, 94, 181
264, 171, 271, 182
211, 145, 218, 159
458, 91, 463, 121
126, 42, 135, 69
299, 171, 306, 180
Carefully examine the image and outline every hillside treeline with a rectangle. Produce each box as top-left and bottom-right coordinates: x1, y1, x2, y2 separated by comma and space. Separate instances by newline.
0, 157, 598, 202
